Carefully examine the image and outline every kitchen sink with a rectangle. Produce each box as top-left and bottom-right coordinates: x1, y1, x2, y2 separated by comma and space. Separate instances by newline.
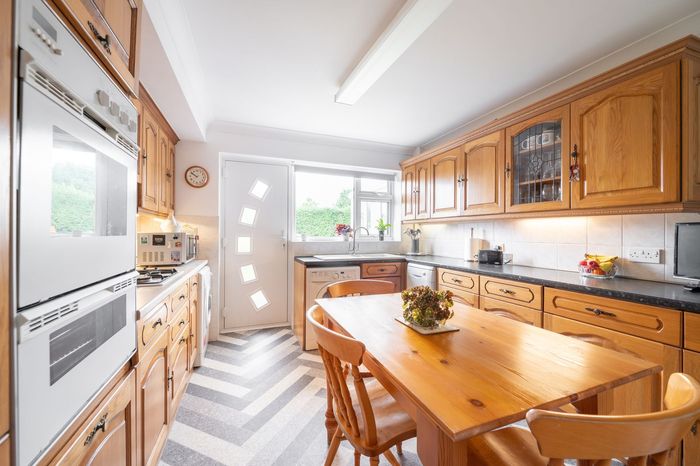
312, 253, 403, 260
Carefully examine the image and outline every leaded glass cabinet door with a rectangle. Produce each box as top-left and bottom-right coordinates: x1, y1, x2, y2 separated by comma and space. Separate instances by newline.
505, 105, 570, 212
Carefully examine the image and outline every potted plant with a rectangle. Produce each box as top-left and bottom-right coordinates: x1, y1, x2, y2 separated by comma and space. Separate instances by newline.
376, 218, 391, 241
335, 223, 352, 241
401, 286, 454, 329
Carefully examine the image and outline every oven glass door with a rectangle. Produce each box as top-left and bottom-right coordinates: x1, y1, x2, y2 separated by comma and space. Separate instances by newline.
18, 82, 137, 308
16, 276, 136, 466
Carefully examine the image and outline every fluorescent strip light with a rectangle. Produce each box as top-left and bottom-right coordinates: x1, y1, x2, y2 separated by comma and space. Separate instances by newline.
335, 0, 453, 105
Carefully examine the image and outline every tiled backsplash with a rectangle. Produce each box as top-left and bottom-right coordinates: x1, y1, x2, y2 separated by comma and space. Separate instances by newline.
408, 213, 700, 283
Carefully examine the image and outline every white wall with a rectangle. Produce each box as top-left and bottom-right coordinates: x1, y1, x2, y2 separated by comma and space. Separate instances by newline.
174, 124, 412, 338
415, 213, 700, 283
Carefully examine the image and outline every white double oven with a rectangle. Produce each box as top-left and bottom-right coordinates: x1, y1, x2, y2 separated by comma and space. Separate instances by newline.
14, 0, 139, 464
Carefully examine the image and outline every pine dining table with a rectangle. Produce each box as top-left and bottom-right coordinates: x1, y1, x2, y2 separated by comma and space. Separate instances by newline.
316, 293, 663, 466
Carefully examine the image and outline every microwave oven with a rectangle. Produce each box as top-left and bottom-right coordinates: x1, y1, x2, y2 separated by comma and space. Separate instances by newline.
137, 232, 198, 266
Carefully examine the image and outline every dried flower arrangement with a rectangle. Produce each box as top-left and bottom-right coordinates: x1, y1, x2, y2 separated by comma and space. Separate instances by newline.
401, 286, 454, 328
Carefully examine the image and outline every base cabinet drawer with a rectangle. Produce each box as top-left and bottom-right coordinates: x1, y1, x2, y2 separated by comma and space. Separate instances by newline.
170, 282, 189, 316
685, 313, 700, 352
136, 332, 170, 466
480, 296, 542, 327
683, 350, 700, 466
545, 288, 681, 346
544, 314, 680, 415
361, 262, 402, 278
51, 370, 136, 465
437, 268, 479, 293
480, 276, 542, 309
139, 301, 168, 354
438, 283, 478, 307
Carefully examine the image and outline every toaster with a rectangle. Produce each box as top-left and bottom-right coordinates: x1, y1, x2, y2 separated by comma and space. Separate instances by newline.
478, 249, 503, 265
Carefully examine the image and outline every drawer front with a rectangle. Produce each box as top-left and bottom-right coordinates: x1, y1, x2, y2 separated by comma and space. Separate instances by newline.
361, 262, 402, 278
480, 296, 542, 327
169, 305, 189, 347
683, 350, 700, 465
170, 282, 189, 315
438, 283, 478, 307
544, 314, 679, 415
437, 268, 479, 293
545, 288, 681, 346
480, 276, 542, 309
52, 370, 136, 465
140, 301, 168, 351
685, 313, 700, 352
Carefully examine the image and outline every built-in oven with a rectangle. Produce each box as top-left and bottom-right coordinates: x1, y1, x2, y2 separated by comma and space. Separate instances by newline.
15, 272, 138, 466
14, 0, 140, 464
17, 0, 138, 309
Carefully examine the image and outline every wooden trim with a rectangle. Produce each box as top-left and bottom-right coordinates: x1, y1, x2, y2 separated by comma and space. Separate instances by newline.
402, 201, 700, 224
138, 84, 180, 143
401, 35, 700, 168
0, 0, 12, 441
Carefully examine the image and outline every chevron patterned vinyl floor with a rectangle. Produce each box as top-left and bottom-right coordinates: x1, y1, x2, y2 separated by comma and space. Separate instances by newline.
159, 326, 423, 466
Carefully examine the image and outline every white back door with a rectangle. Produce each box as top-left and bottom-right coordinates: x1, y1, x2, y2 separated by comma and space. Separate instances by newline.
222, 160, 289, 330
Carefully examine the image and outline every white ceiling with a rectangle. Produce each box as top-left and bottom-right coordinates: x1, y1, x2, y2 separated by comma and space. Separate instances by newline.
141, 0, 700, 147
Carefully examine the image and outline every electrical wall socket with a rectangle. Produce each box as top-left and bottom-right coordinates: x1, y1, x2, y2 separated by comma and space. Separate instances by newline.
627, 247, 663, 264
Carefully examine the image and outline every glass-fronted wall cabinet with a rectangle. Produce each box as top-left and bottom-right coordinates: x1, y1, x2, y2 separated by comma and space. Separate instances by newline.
505, 106, 570, 212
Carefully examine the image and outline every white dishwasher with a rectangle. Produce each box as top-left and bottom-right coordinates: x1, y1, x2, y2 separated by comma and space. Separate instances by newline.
304, 266, 360, 350
407, 263, 436, 289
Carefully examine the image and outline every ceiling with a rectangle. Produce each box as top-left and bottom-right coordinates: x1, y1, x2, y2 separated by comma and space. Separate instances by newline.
141, 0, 700, 147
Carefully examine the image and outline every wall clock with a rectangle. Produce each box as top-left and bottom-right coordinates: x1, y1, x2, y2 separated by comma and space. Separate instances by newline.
185, 165, 209, 188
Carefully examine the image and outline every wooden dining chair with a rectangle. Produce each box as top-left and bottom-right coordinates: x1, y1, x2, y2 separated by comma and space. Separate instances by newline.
327, 279, 395, 298
466, 372, 700, 466
306, 305, 416, 466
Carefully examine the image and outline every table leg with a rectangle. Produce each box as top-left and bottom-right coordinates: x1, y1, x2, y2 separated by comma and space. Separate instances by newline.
325, 381, 337, 445
416, 410, 468, 466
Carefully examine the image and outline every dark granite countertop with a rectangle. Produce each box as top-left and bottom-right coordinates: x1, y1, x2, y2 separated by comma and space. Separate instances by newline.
295, 254, 700, 313
294, 254, 405, 267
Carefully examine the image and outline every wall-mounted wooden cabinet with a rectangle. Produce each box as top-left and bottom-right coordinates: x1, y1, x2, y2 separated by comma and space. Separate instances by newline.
50, 0, 141, 97
402, 164, 416, 220
505, 105, 570, 213
461, 130, 505, 215
570, 62, 680, 209
138, 85, 178, 217
400, 38, 700, 224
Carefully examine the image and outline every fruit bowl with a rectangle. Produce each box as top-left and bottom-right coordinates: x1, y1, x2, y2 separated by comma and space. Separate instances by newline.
578, 254, 618, 279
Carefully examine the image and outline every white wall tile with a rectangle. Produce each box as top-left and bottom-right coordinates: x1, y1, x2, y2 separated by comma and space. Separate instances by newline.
618, 260, 666, 282
587, 244, 622, 259
622, 214, 665, 247
587, 215, 622, 246
556, 243, 587, 272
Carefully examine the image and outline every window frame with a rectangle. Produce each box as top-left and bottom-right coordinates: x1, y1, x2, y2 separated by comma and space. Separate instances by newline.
293, 167, 397, 242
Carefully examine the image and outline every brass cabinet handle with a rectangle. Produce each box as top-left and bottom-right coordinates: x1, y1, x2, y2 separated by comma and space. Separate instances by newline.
585, 306, 617, 318
179, 295, 186, 301
151, 318, 163, 329
452, 278, 463, 284
88, 21, 111, 54
84, 413, 108, 446
505, 163, 511, 178
179, 319, 185, 327
179, 337, 187, 345
498, 288, 515, 295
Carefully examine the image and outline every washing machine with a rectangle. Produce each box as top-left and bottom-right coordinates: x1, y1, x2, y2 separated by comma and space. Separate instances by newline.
303, 266, 360, 350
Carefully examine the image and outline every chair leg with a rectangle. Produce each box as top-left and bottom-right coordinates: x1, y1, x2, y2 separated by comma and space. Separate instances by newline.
324, 427, 342, 466
384, 449, 401, 466
369, 457, 380, 466
354, 449, 361, 466
396, 441, 403, 455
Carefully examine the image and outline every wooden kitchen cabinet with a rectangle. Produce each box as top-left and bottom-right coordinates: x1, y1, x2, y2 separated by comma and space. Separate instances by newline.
480, 276, 543, 310
51, 0, 141, 96
461, 130, 505, 215
169, 326, 191, 422
505, 105, 571, 213
571, 62, 680, 209
479, 295, 542, 327
415, 159, 431, 220
683, 350, 700, 465
544, 314, 680, 415
138, 85, 179, 217
136, 332, 170, 466
430, 147, 461, 218
360, 262, 405, 292
50, 370, 137, 465
402, 164, 416, 220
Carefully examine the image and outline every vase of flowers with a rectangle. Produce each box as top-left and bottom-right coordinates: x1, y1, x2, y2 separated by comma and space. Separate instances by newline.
376, 218, 391, 241
401, 286, 454, 328
335, 223, 352, 241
